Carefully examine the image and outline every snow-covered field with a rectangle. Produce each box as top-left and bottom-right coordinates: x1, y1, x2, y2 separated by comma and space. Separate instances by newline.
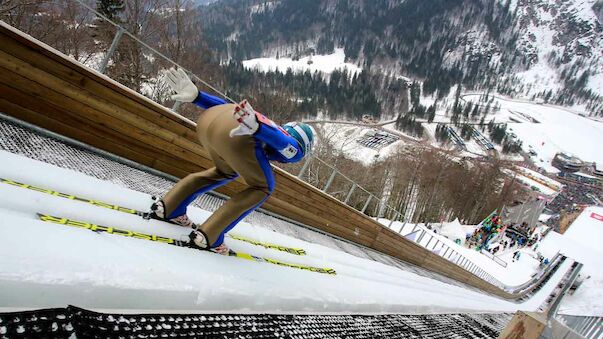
318, 123, 404, 165
462, 94, 603, 172
242, 48, 362, 76
0, 150, 570, 314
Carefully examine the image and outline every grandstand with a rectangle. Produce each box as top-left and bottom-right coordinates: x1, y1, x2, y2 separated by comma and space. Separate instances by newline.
552, 153, 585, 172
356, 129, 399, 150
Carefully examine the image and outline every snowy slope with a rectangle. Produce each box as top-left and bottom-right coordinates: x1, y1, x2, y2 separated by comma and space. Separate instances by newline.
242, 48, 362, 77
462, 93, 603, 171
383, 206, 603, 317
317, 123, 404, 165
511, 0, 603, 95
0, 150, 567, 314
538, 206, 603, 316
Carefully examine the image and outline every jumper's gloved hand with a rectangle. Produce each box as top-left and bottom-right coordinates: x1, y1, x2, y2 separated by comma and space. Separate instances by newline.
162, 67, 198, 102
229, 100, 259, 137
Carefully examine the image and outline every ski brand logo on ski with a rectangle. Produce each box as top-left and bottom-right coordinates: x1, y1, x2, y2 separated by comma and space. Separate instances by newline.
228, 234, 306, 255
1, 178, 306, 256
37, 213, 181, 245
36, 213, 336, 275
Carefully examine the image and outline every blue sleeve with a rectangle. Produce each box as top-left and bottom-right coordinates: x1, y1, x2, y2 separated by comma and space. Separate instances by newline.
192, 91, 228, 109
254, 123, 304, 163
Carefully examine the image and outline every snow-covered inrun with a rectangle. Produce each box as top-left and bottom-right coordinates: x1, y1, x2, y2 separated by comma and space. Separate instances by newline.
0, 150, 569, 314
242, 48, 362, 77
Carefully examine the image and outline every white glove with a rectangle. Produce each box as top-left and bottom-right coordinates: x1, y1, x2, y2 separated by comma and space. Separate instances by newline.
162, 67, 198, 102
229, 100, 259, 137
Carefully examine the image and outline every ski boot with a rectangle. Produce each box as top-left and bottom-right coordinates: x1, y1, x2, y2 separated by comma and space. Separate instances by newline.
188, 230, 231, 255
188, 229, 210, 250
210, 243, 231, 256
146, 197, 198, 228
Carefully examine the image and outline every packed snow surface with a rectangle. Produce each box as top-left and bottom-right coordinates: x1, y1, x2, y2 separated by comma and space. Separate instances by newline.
0, 151, 566, 314
544, 206, 603, 316
242, 48, 362, 76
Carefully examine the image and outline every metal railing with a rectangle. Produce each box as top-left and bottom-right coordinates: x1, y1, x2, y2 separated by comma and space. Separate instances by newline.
19, 0, 505, 288
480, 249, 508, 268
557, 315, 603, 339
394, 223, 505, 287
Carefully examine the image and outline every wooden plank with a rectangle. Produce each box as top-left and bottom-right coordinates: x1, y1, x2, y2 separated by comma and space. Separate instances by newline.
0, 97, 162, 173
275, 171, 384, 229
0, 90, 249, 200
0, 22, 194, 128
0, 34, 199, 143
0, 49, 205, 159
498, 312, 546, 339
270, 183, 382, 236
264, 198, 376, 246
0, 67, 212, 175
269, 189, 378, 236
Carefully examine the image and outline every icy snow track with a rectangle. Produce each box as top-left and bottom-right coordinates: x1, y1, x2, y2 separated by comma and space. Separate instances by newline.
0, 150, 568, 314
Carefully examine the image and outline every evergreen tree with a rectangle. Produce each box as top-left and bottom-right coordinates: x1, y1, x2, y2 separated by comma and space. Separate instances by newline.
471, 104, 480, 118
427, 104, 436, 123
452, 83, 462, 123
96, 0, 124, 22
463, 101, 473, 119
410, 81, 421, 107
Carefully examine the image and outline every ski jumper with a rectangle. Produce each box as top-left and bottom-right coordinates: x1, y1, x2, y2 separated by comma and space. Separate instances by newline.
162, 92, 304, 247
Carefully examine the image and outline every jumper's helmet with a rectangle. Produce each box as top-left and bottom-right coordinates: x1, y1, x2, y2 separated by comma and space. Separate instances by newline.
283, 122, 315, 155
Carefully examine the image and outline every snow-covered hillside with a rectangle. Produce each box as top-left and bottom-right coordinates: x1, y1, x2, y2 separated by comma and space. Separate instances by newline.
242, 48, 362, 77
316, 123, 404, 165
459, 93, 603, 172
511, 0, 603, 94
447, 0, 603, 99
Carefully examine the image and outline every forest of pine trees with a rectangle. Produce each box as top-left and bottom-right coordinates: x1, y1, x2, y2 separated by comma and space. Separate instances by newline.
197, 0, 602, 116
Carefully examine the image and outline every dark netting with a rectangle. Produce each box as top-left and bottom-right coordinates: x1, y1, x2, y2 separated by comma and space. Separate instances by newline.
0, 306, 513, 339
0, 308, 74, 338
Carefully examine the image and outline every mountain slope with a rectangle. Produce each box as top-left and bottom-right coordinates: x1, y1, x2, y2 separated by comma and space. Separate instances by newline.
198, 0, 603, 114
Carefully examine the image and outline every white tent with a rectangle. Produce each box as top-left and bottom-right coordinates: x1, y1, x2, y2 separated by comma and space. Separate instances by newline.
439, 218, 468, 245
